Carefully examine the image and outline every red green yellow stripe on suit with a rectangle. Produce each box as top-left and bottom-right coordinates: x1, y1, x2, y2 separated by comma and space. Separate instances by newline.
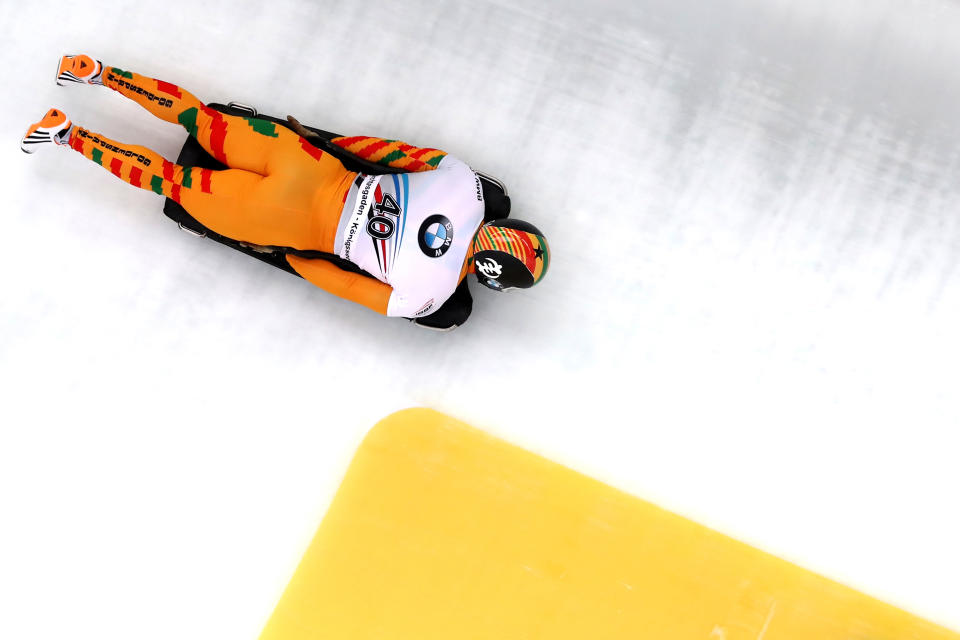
330, 136, 447, 172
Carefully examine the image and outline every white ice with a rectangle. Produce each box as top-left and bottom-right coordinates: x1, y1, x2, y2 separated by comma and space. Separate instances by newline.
1, 0, 959, 636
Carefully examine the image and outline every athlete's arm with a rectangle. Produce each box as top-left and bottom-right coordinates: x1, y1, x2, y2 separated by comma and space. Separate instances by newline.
330, 136, 448, 172
286, 256, 392, 315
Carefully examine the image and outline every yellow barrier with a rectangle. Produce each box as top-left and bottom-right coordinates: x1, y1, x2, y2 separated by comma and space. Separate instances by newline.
260, 408, 958, 639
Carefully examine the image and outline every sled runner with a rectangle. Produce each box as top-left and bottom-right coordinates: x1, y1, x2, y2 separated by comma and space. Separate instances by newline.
162, 102, 511, 330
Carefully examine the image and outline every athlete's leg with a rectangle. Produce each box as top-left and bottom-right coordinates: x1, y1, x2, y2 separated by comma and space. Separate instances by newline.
58, 55, 305, 175
63, 124, 320, 248
104, 64, 290, 174
65, 124, 244, 202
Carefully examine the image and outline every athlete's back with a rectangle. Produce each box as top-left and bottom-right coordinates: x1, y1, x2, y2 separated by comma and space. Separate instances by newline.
335, 155, 486, 318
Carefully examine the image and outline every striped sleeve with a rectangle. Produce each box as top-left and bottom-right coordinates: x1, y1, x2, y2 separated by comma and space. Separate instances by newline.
330, 136, 447, 172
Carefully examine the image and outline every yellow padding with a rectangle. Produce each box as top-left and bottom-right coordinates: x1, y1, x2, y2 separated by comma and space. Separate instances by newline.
260, 408, 958, 640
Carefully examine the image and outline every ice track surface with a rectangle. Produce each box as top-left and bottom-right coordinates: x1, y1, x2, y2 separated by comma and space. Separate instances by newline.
1, 0, 959, 637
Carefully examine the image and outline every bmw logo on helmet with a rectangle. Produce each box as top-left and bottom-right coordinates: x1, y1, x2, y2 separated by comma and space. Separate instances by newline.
418, 214, 454, 258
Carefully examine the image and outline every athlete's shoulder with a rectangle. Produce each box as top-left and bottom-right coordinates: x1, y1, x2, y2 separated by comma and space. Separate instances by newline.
433, 153, 470, 172
430, 155, 484, 207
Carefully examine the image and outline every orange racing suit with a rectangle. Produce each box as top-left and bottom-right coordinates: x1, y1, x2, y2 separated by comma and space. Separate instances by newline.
67, 64, 454, 314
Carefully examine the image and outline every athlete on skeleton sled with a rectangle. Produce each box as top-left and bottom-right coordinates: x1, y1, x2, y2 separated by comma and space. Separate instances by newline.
22, 55, 550, 330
